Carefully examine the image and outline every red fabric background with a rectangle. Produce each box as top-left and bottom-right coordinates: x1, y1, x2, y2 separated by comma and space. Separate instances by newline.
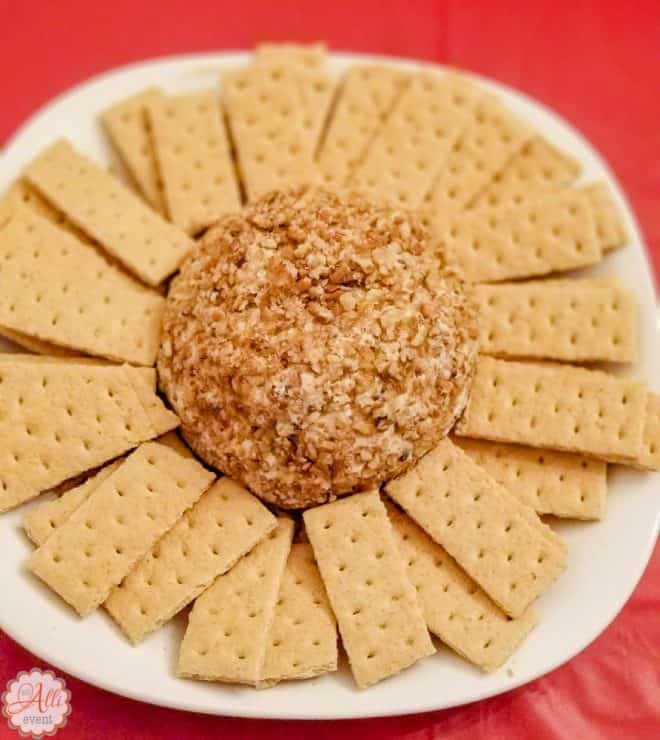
0, 1, 658, 737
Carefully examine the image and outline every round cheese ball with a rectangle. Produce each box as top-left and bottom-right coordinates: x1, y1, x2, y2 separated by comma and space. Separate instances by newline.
158, 188, 479, 509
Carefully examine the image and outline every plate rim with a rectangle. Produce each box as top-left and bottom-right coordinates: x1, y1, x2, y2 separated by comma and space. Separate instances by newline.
0, 49, 658, 721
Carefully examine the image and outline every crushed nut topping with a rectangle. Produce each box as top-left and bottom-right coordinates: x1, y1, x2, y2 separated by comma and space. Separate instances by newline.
158, 187, 479, 508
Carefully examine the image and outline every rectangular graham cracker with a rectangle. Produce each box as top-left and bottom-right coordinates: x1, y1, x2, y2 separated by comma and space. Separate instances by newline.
385, 439, 567, 618
260, 543, 338, 686
472, 181, 627, 256
317, 65, 410, 187
101, 88, 167, 213
254, 45, 335, 151
580, 183, 628, 251
387, 505, 538, 671
472, 279, 637, 363
23, 460, 124, 545
471, 136, 581, 210
0, 358, 177, 436
27, 440, 215, 616
443, 190, 601, 282
455, 356, 647, 461
633, 392, 660, 471
423, 94, 532, 225
296, 68, 338, 155
393, 439, 567, 553
0, 362, 163, 512
303, 491, 434, 688
350, 72, 482, 208
147, 91, 240, 235
0, 359, 155, 396
178, 517, 294, 685
105, 478, 276, 643
454, 438, 608, 520
223, 65, 320, 200
25, 139, 195, 286
0, 208, 165, 365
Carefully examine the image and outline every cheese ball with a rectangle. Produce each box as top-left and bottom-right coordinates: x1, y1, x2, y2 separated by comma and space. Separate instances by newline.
158, 188, 479, 508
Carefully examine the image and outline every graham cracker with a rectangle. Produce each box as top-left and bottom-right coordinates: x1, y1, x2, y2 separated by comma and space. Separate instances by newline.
178, 517, 294, 686
454, 438, 608, 520
455, 356, 647, 462
147, 91, 240, 235
634, 392, 660, 471
0, 359, 172, 432
443, 190, 601, 282
394, 437, 566, 552
472, 279, 637, 363
254, 44, 335, 150
23, 460, 124, 545
0, 179, 159, 281
27, 440, 215, 616
385, 439, 567, 618
317, 65, 410, 187
0, 208, 165, 365
101, 88, 167, 213
105, 477, 276, 643
25, 139, 194, 286
296, 68, 338, 155
223, 65, 320, 200
471, 136, 581, 210
471, 180, 627, 256
350, 72, 482, 208
0, 361, 160, 512
580, 183, 628, 251
303, 491, 434, 688
423, 94, 531, 224
387, 505, 537, 671
260, 543, 338, 686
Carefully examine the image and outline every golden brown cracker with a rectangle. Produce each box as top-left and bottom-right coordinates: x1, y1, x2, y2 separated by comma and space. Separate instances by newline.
26, 140, 194, 286
178, 518, 294, 685
304, 491, 434, 688
455, 356, 647, 461
385, 439, 567, 618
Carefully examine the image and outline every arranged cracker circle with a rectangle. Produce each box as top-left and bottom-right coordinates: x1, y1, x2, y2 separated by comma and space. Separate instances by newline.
2, 45, 656, 695
147, 91, 240, 235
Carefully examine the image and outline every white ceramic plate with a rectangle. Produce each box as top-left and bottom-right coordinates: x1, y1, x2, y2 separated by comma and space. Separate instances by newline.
0, 52, 658, 720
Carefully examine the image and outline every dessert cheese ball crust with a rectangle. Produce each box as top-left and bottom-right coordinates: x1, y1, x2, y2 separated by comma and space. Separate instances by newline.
158, 188, 479, 509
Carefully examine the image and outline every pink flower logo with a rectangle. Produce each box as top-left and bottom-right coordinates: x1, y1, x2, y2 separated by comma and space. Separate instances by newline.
1, 669, 71, 738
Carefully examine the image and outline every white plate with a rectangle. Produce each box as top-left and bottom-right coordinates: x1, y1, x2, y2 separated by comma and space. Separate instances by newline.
0, 52, 658, 720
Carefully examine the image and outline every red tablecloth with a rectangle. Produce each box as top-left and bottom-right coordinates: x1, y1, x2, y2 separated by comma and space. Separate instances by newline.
1, 1, 658, 738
